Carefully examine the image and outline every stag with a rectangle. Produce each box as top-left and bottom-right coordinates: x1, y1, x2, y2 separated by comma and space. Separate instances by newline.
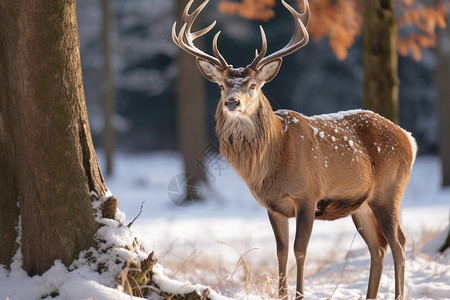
173, 0, 417, 299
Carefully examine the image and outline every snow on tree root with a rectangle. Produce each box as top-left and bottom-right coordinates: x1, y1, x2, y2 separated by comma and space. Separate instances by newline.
88, 191, 226, 299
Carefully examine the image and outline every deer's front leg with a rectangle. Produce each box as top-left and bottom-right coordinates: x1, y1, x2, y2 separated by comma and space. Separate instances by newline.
293, 203, 315, 299
268, 210, 289, 298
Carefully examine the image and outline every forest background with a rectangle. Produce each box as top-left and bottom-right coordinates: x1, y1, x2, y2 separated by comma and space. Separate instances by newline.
78, 0, 448, 175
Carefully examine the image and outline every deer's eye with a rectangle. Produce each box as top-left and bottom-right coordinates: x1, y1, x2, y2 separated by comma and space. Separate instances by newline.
219, 85, 224, 91
249, 84, 257, 90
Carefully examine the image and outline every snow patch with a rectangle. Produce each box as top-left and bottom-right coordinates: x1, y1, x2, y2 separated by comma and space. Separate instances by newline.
309, 124, 319, 136
310, 109, 366, 121
151, 264, 228, 300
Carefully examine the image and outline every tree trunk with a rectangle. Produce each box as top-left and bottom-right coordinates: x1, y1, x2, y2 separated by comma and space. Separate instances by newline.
436, 9, 450, 187
0, 121, 20, 267
101, 0, 115, 176
435, 4, 450, 252
175, 0, 208, 202
362, 0, 399, 124
0, 0, 108, 275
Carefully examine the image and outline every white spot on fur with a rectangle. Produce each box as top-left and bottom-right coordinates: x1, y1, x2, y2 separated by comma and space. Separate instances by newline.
309, 125, 319, 136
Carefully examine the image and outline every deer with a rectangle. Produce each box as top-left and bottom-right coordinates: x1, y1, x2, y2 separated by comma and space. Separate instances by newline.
172, 0, 417, 299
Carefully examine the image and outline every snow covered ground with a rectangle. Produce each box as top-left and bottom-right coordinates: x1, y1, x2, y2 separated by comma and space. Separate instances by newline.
107, 153, 450, 300
1, 153, 449, 299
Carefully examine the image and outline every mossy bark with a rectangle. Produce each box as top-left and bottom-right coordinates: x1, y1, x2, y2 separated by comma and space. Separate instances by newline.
0, 0, 107, 275
362, 0, 399, 124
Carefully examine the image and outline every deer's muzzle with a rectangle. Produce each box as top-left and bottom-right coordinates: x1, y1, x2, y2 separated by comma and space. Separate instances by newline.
225, 98, 240, 111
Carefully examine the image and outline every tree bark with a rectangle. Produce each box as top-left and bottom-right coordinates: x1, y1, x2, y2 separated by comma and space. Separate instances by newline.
0, 0, 107, 275
175, 0, 208, 202
362, 0, 399, 124
0, 120, 20, 267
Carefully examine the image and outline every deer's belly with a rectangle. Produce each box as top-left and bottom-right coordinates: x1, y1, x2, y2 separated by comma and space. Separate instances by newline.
263, 196, 297, 218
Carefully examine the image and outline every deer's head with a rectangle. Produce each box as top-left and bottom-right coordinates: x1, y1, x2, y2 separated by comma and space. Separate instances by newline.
173, 0, 310, 120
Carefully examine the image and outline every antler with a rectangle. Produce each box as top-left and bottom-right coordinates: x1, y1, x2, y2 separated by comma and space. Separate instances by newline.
249, 0, 310, 70
172, 0, 230, 71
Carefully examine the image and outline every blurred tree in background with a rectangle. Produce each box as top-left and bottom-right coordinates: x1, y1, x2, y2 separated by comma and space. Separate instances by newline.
175, 0, 208, 201
363, 0, 399, 124
101, 0, 115, 176
435, 1, 450, 187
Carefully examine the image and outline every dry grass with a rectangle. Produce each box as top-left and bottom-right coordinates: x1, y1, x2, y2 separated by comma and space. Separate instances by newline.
125, 225, 446, 299
150, 231, 359, 299
156, 242, 279, 298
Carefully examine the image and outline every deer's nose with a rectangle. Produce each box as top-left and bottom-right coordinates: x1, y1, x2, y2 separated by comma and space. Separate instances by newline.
225, 98, 240, 111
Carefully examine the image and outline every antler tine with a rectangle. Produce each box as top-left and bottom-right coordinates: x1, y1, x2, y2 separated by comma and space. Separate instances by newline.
173, 0, 229, 70
296, 0, 310, 27
188, 20, 216, 42
248, 26, 268, 70
281, 0, 309, 47
182, 0, 209, 42
212, 31, 229, 68
249, 0, 309, 70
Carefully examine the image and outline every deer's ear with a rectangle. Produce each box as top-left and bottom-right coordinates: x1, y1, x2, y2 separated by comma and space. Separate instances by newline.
196, 58, 223, 83
257, 58, 282, 83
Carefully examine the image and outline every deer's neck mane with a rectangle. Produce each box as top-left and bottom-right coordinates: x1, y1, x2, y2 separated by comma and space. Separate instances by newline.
215, 95, 283, 183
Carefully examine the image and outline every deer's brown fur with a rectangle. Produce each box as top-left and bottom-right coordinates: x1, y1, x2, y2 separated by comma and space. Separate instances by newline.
216, 83, 416, 222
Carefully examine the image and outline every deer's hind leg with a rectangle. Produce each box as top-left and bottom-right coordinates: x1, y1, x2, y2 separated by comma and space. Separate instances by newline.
369, 191, 406, 300
352, 202, 388, 299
